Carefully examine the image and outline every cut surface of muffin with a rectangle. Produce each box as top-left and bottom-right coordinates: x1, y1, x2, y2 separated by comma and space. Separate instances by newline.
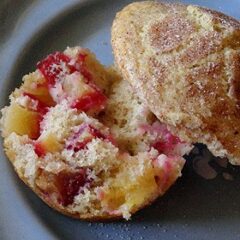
1, 46, 192, 220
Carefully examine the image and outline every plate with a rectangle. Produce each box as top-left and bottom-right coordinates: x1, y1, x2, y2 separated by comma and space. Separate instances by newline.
1, 1, 240, 239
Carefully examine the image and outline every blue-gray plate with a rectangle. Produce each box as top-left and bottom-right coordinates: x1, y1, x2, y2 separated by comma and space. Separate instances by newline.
1, 1, 240, 239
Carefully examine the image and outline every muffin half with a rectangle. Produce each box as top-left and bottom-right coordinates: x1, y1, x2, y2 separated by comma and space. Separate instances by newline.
1, 47, 191, 220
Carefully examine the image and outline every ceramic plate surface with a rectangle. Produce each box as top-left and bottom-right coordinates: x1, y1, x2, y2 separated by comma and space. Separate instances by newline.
1, 1, 240, 239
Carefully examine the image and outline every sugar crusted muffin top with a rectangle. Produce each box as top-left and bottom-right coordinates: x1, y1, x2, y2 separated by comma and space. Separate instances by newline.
112, 1, 240, 165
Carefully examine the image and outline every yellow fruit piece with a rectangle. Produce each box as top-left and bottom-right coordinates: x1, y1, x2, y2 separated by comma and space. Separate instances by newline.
124, 168, 158, 208
38, 133, 62, 153
63, 73, 93, 98
3, 103, 39, 139
22, 71, 54, 106
102, 159, 158, 216
26, 87, 54, 106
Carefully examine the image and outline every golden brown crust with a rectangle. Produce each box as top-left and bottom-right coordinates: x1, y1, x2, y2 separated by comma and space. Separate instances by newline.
112, 1, 240, 165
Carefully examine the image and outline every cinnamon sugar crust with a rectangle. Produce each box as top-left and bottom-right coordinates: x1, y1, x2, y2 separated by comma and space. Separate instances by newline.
112, 1, 240, 165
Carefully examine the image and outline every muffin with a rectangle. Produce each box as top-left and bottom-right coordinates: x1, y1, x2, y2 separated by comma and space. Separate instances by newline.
112, 1, 240, 165
0, 46, 191, 220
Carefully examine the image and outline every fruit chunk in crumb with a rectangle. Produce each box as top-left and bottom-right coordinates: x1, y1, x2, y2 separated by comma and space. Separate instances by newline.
62, 72, 93, 98
139, 121, 185, 155
63, 72, 107, 112
22, 93, 49, 116
66, 124, 111, 152
37, 51, 107, 113
22, 71, 55, 106
55, 169, 88, 206
70, 90, 106, 113
100, 158, 158, 219
36, 168, 90, 206
37, 52, 75, 86
2, 103, 40, 139
34, 133, 63, 157
152, 134, 181, 155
